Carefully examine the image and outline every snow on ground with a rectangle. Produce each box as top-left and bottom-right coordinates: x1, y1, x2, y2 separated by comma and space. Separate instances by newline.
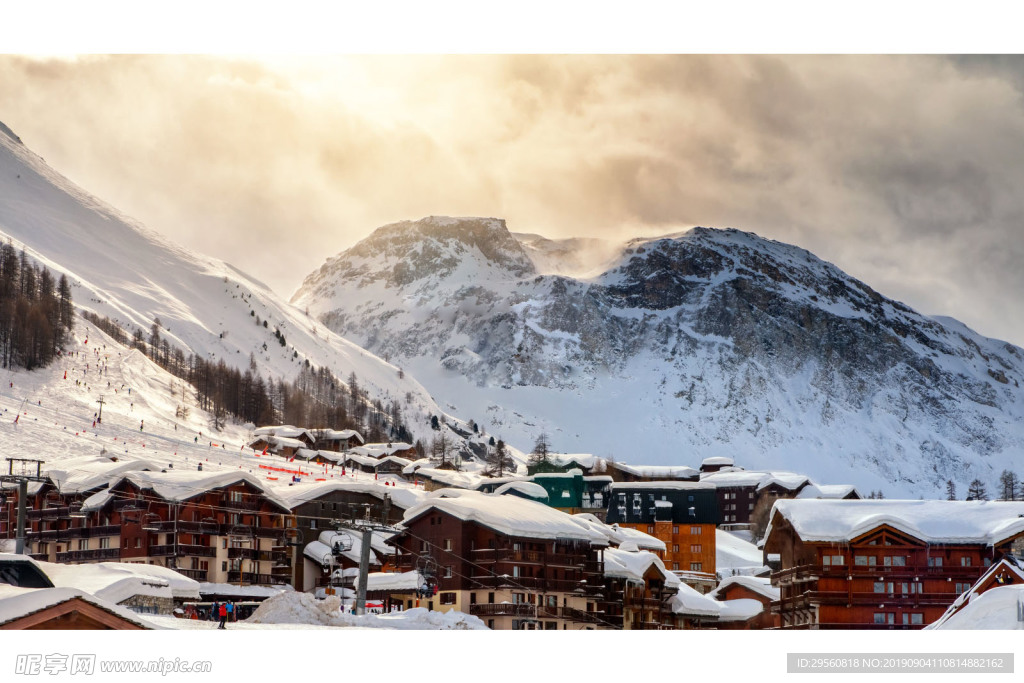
716, 529, 768, 578
245, 591, 487, 630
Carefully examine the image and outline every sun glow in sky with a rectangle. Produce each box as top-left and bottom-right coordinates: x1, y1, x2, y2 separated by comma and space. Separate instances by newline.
2, 50, 1024, 345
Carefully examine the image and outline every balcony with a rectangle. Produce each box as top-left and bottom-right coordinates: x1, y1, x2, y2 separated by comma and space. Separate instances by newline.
55, 548, 121, 562
27, 507, 66, 521
223, 499, 261, 512
149, 544, 217, 558
467, 575, 591, 593
174, 568, 209, 581
226, 571, 288, 586
469, 603, 538, 618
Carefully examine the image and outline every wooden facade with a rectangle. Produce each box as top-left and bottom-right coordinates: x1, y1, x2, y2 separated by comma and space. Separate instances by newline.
765, 511, 1024, 629
386, 507, 608, 630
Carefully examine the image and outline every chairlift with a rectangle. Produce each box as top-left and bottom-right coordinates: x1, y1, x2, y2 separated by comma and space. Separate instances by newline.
228, 524, 253, 544
200, 516, 220, 535
45, 489, 62, 505
68, 502, 87, 519
332, 533, 353, 556
415, 552, 438, 581
121, 502, 142, 523
141, 512, 162, 532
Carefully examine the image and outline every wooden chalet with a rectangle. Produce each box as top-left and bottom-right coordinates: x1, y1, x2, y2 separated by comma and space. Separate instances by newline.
600, 545, 680, 629
19, 470, 292, 588
386, 491, 609, 629
700, 469, 811, 527
763, 499, 1024, 629
929, 552, 1024, 627
708, 575, 780, 629
0, 585, 154, 630
605, 462, 700, 483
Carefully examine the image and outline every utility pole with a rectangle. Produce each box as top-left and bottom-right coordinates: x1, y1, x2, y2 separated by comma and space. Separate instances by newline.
1, 458, 47, 554
96, 398, 105, 424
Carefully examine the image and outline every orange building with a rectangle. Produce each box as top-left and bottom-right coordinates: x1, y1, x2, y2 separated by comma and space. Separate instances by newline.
605, 482, 718, 575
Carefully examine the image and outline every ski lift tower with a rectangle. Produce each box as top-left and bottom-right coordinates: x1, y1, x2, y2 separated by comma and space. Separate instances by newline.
1, 458, 48, 554
328, 493, 395, 616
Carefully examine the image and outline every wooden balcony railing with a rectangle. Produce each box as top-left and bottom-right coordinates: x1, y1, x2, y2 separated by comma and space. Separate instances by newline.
55, 548, 121, 562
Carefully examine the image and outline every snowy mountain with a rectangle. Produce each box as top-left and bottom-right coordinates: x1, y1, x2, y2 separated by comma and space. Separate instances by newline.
0, 121, 445, 435
293, 216, 1024, 498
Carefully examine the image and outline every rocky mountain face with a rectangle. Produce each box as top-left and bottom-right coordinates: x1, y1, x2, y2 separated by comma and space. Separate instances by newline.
293, 216, 1024, 498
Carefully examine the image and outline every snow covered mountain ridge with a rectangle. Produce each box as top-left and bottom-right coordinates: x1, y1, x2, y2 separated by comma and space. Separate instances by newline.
293, 216, 1024, 498
0, 121, 445, 435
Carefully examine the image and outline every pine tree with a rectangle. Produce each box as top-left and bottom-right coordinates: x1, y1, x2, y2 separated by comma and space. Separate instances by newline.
998, 470, 1019, 501
484, 439, 514, 477
966, 479, 989, 501
945, 479, 957, 501
528, 433, 551, 466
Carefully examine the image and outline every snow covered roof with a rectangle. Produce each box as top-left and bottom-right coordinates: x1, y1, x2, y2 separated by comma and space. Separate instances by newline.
927, 584, 1024, 630
796, 483, 860, 499
402, 490, 608, 544
927, 555, 1024, 629
709, 575, 779, 602
609, 481, 715, 491
117, 469, 292, 511
603, 547, 680, 588
253, 425, 311, 440
716, 529, 767, 576
276, 480, 426, 511
715, 598, 765, 622
667, 583, 720, 618
322, 429, 364, 444
198, 582, 292, 599
366, 571, 424, 592
610, 463, 700, 479
494, 481, 549, 501
767, 500, 1024, 546
701, 456, 734, 467
35, 559, 201, 602
570, 514, 666, 551
349, 442, 414, 458
549, 453, 597, 469
43, 455, 161, 495
700, 469, 809, 491
0, 584, 161, 629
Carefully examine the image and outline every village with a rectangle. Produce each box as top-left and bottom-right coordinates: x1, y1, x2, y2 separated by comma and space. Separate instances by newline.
2, 422, 1023, 631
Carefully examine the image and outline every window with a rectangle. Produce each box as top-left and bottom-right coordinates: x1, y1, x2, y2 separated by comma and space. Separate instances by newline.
134, 538, 141, 549
439, 592, 456, 605
748, 503, 754, 511
855, 555, 876, 566
672, 563, 679, 570
309, 519, 317, 530
690, 526, 701, 535
691, 545, 702, 553
512, 566, 521, 578
99, 537, 110, 549
672, 544, 679, 553
78, 539, 88, 551
690, 562, 702, 571
672, 526, 679, 535
883, 556, 906, 567
647, 526, 655, 534
823, 555, 844, 566
230, 491, 243, 503
873, 612, 894, 624
488, 592, 495, 604
927, 557, 942, 567
961, 557, 972, 567
873, 581, 893, 594
470, 593, 477, 605
444, 566, 453, 578
443, 539, 453, 551
902, 613, 924, 625
221, 561, 227, 571
955, 582, 970, 594
222, 539, 228, 549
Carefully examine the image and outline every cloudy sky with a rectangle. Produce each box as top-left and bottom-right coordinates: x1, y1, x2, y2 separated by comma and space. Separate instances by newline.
2, 54, 1024, 344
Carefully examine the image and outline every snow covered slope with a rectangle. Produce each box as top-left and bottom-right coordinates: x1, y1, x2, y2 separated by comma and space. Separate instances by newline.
293, 216, 1024, 498
0, 121, 442, 432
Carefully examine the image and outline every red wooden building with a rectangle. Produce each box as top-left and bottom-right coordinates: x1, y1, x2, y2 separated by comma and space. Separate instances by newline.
763, 499, 1024, 629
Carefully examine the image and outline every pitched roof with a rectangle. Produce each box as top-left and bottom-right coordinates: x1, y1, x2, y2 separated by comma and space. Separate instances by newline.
767, 500, 1024, 545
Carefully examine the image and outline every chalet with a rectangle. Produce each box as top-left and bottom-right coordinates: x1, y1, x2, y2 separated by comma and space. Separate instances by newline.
0, 585, 157, 630
316, 429, 365, 452
348, 442, 416, 460
492, 481, 550, 504
20, 470, 292, 588
605, 481, 719, 575
666, 582, 720, 628
699, 456, 734, 474
278, 481, 425, 591
386, 490, 609, 630
246, 434, 305, 458
253, 425, 316, 449
0, 553, 199, 615
601, 544, 680, 629
606, 462, 700, 483
707, 575, 780, 630
763, 499, 1024, 629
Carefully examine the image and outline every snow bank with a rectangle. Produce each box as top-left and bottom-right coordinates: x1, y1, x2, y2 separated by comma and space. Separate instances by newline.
246, 592, 487, 629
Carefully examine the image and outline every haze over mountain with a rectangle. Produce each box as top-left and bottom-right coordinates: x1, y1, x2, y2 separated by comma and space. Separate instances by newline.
0, 121, 444, 433
294, 216, 1024, 498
